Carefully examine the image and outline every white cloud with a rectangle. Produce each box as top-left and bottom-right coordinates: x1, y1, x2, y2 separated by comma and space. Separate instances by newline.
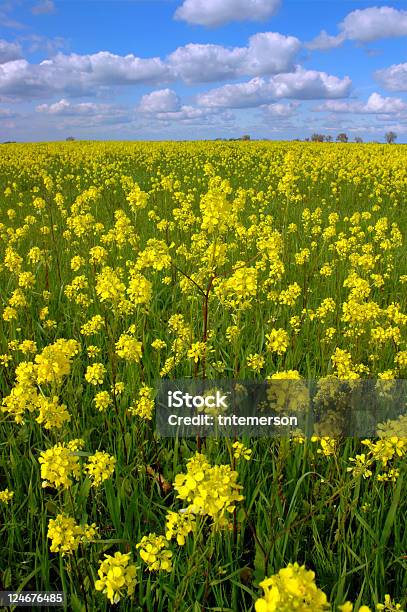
21, 34, 67, 55
155, 105, 233, 125
174, 0, 280, 27
198, 68, 352, 108
314, 92, 407, 114
375, 63, 407, 92
0, 32, 301, 100
365, 92, 406, 113
138, 89, 181, 113
0, 52, 170, 100
340, 6, 407, 42
136, 88, 235, 127
305, 30, 344, 51
168, 43, 245, 83
40, 52, 170, 86
32, 0, 55, 15
0, 39, 21, 64
36, 99, 132, 130
198, 77, 271, 108
36, 99, 121, 116
0, 107, 16, 117
261, 101, 300, 117
308, 6, 407, 49
168, 32, 300, 82
241, 32, 300, 77
313, 100, 361, 113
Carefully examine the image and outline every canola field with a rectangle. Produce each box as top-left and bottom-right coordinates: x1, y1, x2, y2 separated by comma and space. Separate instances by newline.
0, 141, 406, 612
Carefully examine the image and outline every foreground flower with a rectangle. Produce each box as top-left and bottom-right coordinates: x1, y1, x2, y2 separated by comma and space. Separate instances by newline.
128, 384, 155, 419
339, 596, 404, 612
85, 363, 106, 385
136, 533, 173, 571
255, 563, 329, 612
0, 489, 14, 504
115, 334, 142, 362
39, 439, 84, 488
165, 510, 196, 546
232, 441, 252, 461
84, 450, 116, 487
47, 514, 97, 555
95, 551, 137, 604
377, 594, 404, 611
173, 452, 244, 523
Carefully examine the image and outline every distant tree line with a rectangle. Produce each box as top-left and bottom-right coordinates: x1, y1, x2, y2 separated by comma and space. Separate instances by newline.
307, 132, 398, 144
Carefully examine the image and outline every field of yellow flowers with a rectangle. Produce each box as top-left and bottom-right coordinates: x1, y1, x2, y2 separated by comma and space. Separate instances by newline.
0, 141, 406, 611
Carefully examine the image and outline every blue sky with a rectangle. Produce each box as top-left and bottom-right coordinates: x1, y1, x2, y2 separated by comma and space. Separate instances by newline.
0, 0, 406, 141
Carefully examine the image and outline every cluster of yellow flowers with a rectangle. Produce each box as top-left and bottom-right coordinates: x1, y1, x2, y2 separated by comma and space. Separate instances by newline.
95, 551, 137, 604
128, 384, 155, 419
39, 440, 115, 489
255, 563, 329, 611
2, 339, 79, 425
47, 514, 98, 555
255, 564, 404, 612
136, 534, 173, 572
173, 452, 244, 524
346, 435, 406, 482
0, 488, 14, 504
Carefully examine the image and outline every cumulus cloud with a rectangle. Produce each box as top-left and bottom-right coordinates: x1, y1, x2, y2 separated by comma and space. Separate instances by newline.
168, 32, 300, 82
314, 92, 407, 114
0, 52, 170, 100
168, 43, 244, 83
137, 89, 181, 113
375, 63, 407, 92
155, 105, 234, 125
36, 99, 132, 129
305, 30, 344, 51
340, 6, 407, 42
198, 68, 352, 108
307, 6, 407, 50
36, 99, 122, 116
40, 52, 170, 86
0, 39, 22, 64
174, 0, 280, 27
261, 101, 300, 117
0, 32, 302, 100
136, 88, 235, 127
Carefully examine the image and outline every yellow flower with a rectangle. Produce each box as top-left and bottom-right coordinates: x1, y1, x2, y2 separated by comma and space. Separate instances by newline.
84, 451, 116, 487
115, 334, 142, 362
136, 533, 173, 571
48, 514, 97, 556
85, 362, 106, 385
265, 329, 289, 355
0, 489, 14, 504
95, 551, 137, 604
173, 453, 244, 522
165, 511, 196, 546
39, 440, 84, 488
128, 385, 155, 419
232, 441, 252, 461
255, 563, 329, 612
